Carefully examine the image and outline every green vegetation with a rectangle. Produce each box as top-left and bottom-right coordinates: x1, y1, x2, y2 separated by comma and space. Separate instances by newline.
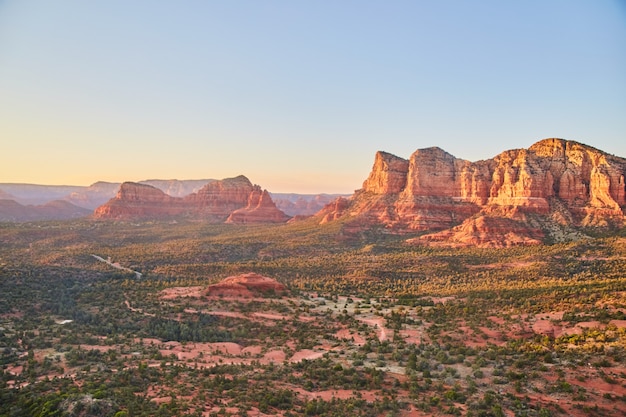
1, 219, 626, 416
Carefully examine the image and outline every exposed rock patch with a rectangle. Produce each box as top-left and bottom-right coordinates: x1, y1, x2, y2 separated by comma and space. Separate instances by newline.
205, 273, 288, 298
226, 189, 290, 223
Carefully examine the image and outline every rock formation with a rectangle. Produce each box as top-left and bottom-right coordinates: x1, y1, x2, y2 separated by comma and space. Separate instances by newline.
205, 273, 288, 298
184, 175, 259, 220
317, 139, 626, 246
226, 189, 291, 223
93, 182, 187, 219
64, 180, 214, 210
93, 175, 290, 223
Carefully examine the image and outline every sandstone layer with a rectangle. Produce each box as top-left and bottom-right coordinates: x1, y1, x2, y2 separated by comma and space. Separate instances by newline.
317, 139, 626, 246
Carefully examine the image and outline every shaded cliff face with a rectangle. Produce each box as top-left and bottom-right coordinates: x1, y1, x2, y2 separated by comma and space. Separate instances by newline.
318, 139, 626, 246
184, 175, 258, 220
362, 151, 409, 194
93, 176, 290, 223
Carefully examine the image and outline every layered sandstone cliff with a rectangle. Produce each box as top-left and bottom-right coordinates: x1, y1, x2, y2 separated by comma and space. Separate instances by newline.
318, 139, 626, 246
93, 176, 290, 223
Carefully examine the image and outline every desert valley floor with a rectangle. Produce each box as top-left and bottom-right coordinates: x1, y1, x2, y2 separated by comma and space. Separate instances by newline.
1, 219, 626, 416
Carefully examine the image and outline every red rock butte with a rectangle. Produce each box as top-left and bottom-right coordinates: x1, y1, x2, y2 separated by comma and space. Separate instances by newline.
93, 175, 289, 223
317, 138, 626, 247
206, 273, 288, 298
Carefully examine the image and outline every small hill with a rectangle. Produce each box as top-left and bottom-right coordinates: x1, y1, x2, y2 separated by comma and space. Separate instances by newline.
206, 273, 288, 298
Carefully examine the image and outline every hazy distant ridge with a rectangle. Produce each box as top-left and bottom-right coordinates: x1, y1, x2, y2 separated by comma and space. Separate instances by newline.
0, 179, 345, 221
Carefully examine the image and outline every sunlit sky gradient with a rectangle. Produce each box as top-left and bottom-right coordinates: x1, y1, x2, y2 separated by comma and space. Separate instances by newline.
1, 1, 625, 193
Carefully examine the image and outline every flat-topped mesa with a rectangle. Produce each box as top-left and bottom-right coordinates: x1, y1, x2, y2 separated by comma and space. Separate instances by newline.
93, 182, 186, 219
317, 138, 626, 244
115, 182, 171, 202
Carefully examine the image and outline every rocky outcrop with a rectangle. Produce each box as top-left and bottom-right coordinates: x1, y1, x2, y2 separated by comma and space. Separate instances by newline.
93, 176, 290, 223
362, 151, 409, 194
226, 189, 290, 223
206, 273, 287, 298
184, 175, 257, 220
416, 214, 545, 248
318, 197, 352, 224
317, 139, 626, 245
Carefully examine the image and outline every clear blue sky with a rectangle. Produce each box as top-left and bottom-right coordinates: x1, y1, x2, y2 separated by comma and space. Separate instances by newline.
1, 1, 625, 193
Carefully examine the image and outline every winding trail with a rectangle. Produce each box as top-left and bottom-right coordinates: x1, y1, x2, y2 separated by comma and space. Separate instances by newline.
91, 254, 142, 278
357, 317, 388, 342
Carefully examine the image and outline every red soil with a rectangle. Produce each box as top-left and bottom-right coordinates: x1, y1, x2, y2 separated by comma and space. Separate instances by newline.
357, 317, 389, 341
160, 286, 205, 299
335, 328, 366, 345
289, 350, 326, 363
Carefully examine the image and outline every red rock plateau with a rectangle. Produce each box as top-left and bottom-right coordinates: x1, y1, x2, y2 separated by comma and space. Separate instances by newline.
205, 273, 288, 298
93, 175, 290, 223
317, 138, 626, 246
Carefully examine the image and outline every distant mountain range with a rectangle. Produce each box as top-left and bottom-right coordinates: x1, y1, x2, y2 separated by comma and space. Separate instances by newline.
0, 178, 348, 222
